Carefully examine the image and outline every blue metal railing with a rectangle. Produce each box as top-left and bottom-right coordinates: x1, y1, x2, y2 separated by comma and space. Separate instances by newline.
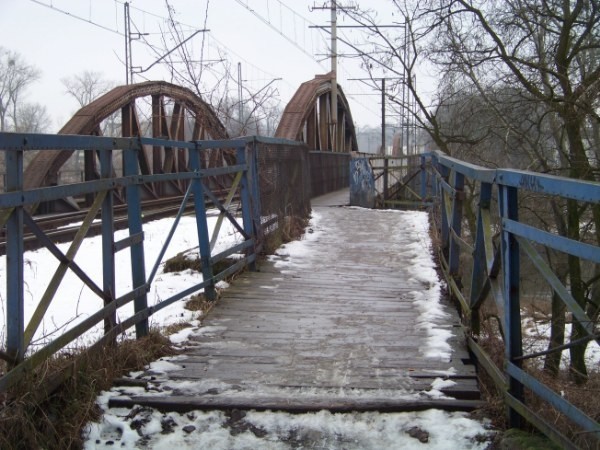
422, 150, 600, 448
0, 132, 306, 393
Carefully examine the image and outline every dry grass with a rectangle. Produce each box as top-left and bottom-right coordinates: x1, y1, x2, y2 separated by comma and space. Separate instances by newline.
526, 370, 600, 449
475, 314, 600, 449
185, 292, 219, 314
163, 251, 201, 273
473, 331, 509, 431
164, 252, 241, 281
262, 215, 310, 255
0, 331, 175, 450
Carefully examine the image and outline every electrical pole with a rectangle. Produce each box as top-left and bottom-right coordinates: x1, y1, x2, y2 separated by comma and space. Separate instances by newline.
331, 2, 338, 151
238, 62, 243, 133
309, 11, 402, 152
350, 76, 401, 202
381, 78, 386, 156
381, 78, 388, 200
311, 2, 359, 151
124, 2, 130, 85
311, 2, 339, 150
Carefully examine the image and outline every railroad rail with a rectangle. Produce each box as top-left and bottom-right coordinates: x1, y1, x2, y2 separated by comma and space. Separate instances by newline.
0, 192, 237, 254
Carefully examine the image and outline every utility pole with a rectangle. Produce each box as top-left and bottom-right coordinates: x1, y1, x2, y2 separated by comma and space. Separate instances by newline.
381, 78, 388, 201
331, 2, 338, 151
350, 76, 401, 202
310, 2, 359, 151
311, 2, 339, 150
381, 78, 386, 156
349, 77, 401, 154
238, 62, 243, 133
309, 10, 402, 152
124, 2, 130, 85
124, 2, 149, 84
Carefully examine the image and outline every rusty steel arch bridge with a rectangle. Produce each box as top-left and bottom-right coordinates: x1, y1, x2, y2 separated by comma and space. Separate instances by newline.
22, 73, 357, 214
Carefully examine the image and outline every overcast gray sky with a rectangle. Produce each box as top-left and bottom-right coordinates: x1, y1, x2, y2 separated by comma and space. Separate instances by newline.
0, 0, 404, 132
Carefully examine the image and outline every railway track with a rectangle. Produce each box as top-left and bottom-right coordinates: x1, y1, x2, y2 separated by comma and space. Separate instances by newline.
0, 193, 238, 255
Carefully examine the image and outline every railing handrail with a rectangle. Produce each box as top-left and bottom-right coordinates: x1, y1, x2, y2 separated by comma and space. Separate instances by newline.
419, 150, 600, 448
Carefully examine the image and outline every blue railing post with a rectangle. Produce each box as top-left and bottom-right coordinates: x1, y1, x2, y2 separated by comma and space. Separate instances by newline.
99, 149, 117, 336
449, 171, 464, 276
420, 154, 427, 202
6, 148, 24, 364
238, 144, 258, 271
499, 183, 524, 428
123, 144, 148, 338
249, 141, 262, 245
439, 164, 450, 258
469, 182, 493, 333
189, 144, 216, 300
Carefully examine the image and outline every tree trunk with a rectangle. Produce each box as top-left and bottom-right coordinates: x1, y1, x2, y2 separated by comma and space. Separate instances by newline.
567, 200, 588, 384
562, 106, 591, 384
544, 263, 568, 375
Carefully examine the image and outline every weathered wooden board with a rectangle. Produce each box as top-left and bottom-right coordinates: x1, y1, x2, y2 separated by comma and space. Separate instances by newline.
109, 395, 485, 414
113, 189, 481, 413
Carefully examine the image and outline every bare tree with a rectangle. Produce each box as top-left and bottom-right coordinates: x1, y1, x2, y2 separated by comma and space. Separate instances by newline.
0, 47, 40, 131
14, 102, 51, 133
430, 0, 600, 384
61, 70, 115, 108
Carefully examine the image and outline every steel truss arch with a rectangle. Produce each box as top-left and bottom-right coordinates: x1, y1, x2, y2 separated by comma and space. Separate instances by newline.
24, 81, 230, 209
275, 73, 358, 152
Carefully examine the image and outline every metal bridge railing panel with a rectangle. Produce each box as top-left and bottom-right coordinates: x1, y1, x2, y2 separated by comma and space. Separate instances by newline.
0, 133, 311, 395
423, 150, 600, 447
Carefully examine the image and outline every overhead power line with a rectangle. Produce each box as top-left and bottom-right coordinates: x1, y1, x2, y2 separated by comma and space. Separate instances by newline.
29, 0, 124, 36
232, 0, 326, 70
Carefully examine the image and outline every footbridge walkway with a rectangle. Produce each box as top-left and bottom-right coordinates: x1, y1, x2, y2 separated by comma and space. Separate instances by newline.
108, 189, 480, 414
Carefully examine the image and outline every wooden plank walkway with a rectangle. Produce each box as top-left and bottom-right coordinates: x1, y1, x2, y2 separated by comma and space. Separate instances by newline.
110, 189, 481, 413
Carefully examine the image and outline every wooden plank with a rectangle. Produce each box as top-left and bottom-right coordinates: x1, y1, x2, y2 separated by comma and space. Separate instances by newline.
109, 395, 485, 414
112, 191, 481, 414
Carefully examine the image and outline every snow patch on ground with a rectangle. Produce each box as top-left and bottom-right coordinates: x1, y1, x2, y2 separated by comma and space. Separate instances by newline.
523, 316, 600, 370
0, 215, 242, 352
84, 398, 493, 450
401, 211, 453, 361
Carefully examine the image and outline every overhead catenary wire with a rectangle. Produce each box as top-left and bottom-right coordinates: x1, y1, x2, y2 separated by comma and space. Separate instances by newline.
34, 0, 288, 96
121, 0, 294, 92
231, 0, 326, 70
29, 0, 124, 36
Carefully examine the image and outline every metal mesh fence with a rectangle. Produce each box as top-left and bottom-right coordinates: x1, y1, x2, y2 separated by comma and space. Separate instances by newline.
254, 140, 311, 253
309, 151, 350, 197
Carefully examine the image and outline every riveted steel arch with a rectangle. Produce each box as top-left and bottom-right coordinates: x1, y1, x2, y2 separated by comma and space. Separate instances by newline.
24, 81, 229, 206
275, 73, 358, 152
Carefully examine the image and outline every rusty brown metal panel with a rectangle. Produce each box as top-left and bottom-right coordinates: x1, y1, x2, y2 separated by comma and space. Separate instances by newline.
121, 103, 132, 137
23, 81, 228, 191
275, 73, 358, 153
319, 94, 330, 150
306, 107, 316, 149
151, 95, 163, 176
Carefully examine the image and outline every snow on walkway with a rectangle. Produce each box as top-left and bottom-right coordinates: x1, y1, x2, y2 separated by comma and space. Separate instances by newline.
81, 207, 496, 449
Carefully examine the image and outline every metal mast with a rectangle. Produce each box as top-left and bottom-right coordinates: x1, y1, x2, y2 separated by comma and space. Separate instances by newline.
331, 1, 338, 151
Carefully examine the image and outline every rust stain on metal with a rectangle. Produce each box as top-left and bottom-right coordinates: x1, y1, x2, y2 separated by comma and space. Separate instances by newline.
275, 72, 358, 152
